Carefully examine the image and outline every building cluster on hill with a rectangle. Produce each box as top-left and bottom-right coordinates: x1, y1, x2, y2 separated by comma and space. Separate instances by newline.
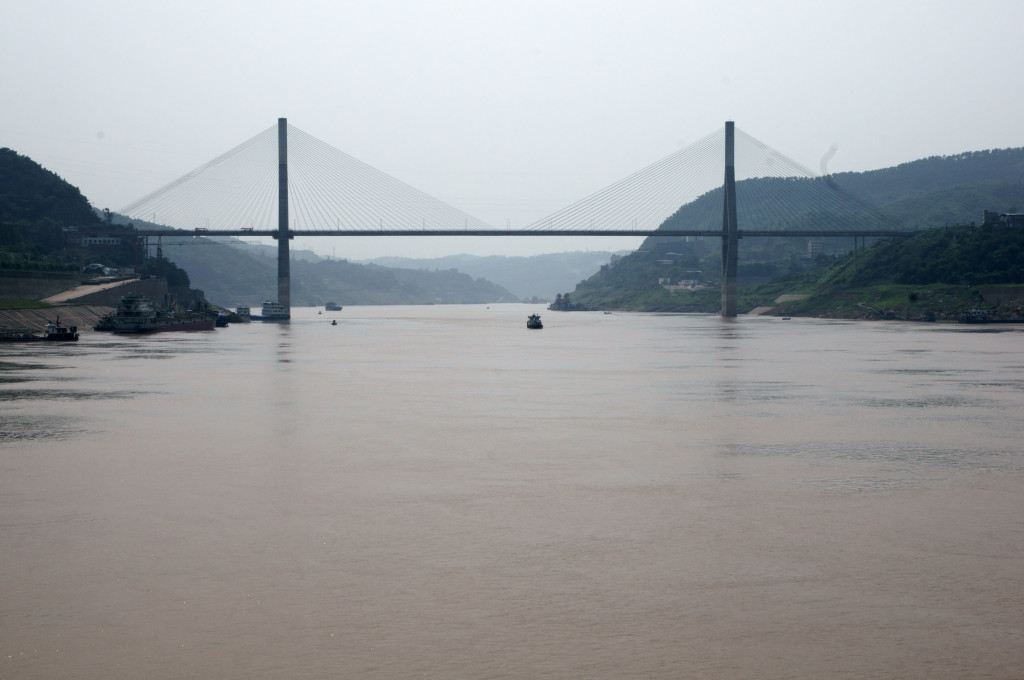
982, 211, 1024, 228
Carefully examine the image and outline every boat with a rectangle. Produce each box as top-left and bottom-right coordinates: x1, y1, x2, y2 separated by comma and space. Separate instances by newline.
960, 307, 989, 323
253, 300, 290, 321
331, 319, 337, 326
43, 316, 79, 341
527, 314, 543, 329
104, 293, 217, 333
957, 307, 1024, 324
0, 328, 44, 341
224, 306, 251, 324
1, 316, 79, 342
325, 302, 342, 311
93, 313, 115, 331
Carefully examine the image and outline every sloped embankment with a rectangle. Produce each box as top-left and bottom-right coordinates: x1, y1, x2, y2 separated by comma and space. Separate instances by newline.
0, 305, 112, 332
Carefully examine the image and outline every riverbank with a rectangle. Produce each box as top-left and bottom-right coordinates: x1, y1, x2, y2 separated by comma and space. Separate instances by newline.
562, 283, 1024, 321
758, 284, 1024, 321
0, 304, 112, 333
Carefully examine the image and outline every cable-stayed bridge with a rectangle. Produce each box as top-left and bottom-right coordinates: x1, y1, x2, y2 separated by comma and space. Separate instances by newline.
121, 119, 913, 317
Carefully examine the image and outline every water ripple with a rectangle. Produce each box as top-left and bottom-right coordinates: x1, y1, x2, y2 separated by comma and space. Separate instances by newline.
0, 415, 88, 442
720, 440, 1021, 472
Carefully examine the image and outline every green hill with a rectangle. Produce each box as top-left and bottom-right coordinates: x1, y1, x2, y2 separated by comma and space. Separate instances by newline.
0, 148, 96, 226
565, 147, 1024, 311
0, 148, 99, 266
745, 223, 1024, 320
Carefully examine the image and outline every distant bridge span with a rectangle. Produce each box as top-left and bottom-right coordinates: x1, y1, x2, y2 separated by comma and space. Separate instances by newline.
146, 228, 914, 239
131, 119, 916, 317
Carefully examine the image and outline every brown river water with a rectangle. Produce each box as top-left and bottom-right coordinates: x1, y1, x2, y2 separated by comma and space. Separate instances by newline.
2, 305, 1022, 679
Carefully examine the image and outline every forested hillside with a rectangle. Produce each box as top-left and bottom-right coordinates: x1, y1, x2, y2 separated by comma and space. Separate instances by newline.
0, 148, 96, 226
565, 147, 1024, 311
747, 223, 1024, 320
0, 148, 100, 263
819, 223, 1024, 288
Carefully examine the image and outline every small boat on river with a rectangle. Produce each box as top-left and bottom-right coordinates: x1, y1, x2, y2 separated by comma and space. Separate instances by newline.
527, 314, 543, 329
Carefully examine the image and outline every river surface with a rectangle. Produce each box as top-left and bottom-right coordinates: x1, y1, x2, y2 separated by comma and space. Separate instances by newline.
2, 305, 1023, 679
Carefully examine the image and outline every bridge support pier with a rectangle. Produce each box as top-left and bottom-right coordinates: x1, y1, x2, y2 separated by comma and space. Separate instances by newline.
721, 121, 738, 318
277, 117, 292, 315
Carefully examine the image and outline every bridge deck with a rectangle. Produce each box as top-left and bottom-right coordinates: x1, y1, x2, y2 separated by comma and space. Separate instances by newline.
142, 229, 915, 239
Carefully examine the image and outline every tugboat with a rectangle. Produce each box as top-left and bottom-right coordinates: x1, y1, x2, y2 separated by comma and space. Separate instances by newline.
527, 314, 543, 329
44, 316, 79, 341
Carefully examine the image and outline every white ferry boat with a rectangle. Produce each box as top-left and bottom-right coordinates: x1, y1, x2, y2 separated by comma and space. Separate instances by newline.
255, 300, 290, 321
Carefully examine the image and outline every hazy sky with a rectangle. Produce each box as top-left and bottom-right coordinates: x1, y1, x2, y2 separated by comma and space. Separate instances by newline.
3, 0, 1023, 259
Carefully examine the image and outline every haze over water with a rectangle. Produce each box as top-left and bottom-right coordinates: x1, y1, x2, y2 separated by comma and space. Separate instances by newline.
2, 305, 1023, 679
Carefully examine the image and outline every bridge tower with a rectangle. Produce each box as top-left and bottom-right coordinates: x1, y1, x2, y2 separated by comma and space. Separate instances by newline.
721, 121, 739, 317
276, 117, 292, 313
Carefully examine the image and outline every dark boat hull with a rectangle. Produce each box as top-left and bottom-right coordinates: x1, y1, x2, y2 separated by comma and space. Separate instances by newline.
1, 334, 79, 342
113, 318, 216, 333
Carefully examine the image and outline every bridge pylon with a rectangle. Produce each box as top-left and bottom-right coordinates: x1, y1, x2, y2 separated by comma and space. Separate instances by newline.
276, 117, 292, 315
721, 121, 738, 318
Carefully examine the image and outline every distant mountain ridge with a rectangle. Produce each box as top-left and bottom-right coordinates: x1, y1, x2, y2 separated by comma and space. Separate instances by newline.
362, 251, 628, 300
127, 229, 521, 307
654, 147, 1024, 234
